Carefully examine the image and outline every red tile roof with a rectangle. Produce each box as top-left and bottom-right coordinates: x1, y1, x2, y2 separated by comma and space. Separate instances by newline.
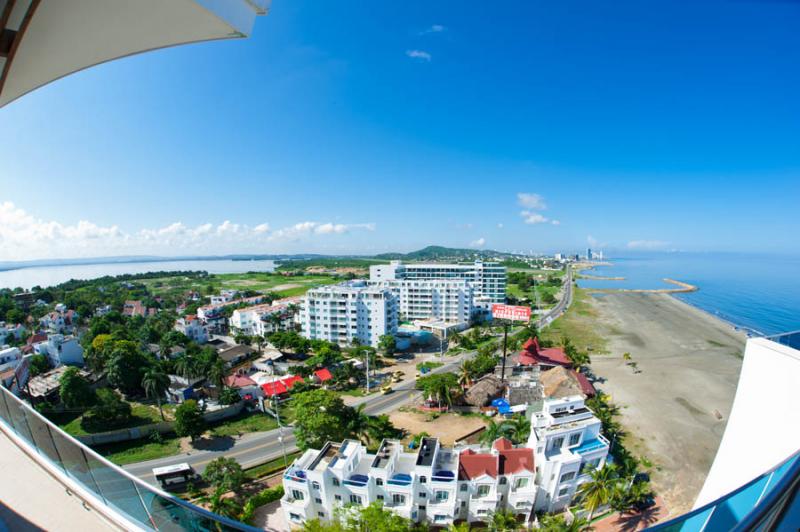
27, 333, 48, 345
571, 370, 596, 397
261, 381, 288, 397
313, 368, 333, 382
459, 438, 534, 480
518, 336, 571, 367
281, 375, 304, 389
225, 374, 257, 388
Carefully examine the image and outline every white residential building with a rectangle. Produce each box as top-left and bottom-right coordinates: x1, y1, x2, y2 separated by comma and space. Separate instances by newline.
210, 289, 240, 306
0, 322, 25, 345
368, 279, 475, 327
527, 395, 610, 513
229, 298, 299, 337
95, 304, 113, 316
281, 437, 535, 528
300, 282, 398, 348
0, 347, 23, 373
370, 260, 507, 305
35, 335, 85, 368
174, 315, 209, 344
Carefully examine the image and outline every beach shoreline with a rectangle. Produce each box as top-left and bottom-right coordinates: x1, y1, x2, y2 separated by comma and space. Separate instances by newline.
584, 290, 746, 516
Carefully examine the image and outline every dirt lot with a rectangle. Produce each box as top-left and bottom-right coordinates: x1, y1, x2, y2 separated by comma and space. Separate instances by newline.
389, 410, 487, 446
584, 292, 746, 516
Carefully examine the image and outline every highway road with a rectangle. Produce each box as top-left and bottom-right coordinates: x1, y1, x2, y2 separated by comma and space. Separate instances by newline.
126, 266, 575, 485
124, 350, 474, 485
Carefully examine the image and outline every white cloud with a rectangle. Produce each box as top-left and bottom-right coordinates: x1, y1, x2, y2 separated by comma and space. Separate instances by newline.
551, 220, 561, 226
497, 223, 504, 229
587, 235, 606, 248
0, 202, 375, 261
520, 211, 550, 225
470, 237, 486, 248
420, 24, 446, 34
627, 239, 670, 250
517, 193, 547, 210
406, 49, 432, 61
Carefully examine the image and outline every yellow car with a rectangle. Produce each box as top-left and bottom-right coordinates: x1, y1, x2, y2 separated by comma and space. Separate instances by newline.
381, 385, 393, 394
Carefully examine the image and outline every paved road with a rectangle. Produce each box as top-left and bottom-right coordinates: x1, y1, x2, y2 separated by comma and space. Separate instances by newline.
124, 351, 474, 485
126, 268, 575, 485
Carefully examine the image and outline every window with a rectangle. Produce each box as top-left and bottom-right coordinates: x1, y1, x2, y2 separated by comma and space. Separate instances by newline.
311, 481, 320, 490
499, 476, 507, 485
393, 494, 406, 506
514, 477, 529, 489
376, 478, 383, 486
419, 505, 426, 511
350, 494, 363, 505
477, 509, 488, 516
477, 485, 491, 498
315, 497, 322, 504
318, 512, 325, 517
419, 492, 427, 498
560, 471, 576, 483
558, 487, 569, 497
333, 478, 340, 487
552, 436, 564, 449
435, 491, 449, 502
291, 490, 304, 501
420, 476, 427, 483
569, 432, 581, 446
460, 483, 468, 492
335, 495, 342, 501
290, 513, 301, 522
377, 495, 384, 500
434, 515, 447, 523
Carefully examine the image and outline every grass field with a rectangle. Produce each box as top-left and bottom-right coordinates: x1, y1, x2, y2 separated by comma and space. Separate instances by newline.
540, 287, 609, 354
142, 272, 341, 299
209, 412, 279, 438
97, 435, 182, 465
58, 402, 165, 437
244, 451, 303, 480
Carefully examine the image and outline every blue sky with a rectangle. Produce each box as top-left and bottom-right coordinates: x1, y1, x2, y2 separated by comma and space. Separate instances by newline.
1, 0, 799, 260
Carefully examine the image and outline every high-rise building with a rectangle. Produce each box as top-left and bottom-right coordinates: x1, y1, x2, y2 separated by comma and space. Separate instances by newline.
300, 281, 398, 347
370, 260, 507, 304
369, 278, 474, 327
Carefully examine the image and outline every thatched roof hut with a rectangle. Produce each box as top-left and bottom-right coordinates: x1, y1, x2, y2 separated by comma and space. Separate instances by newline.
540, 366, 596, 398
464, 375, 504, 407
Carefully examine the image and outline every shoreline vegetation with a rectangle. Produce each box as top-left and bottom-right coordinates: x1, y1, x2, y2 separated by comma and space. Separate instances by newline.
586, 278, 699, 294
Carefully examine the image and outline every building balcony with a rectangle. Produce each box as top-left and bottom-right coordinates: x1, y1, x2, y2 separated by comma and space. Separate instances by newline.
281, 493, 310, 508
572, 435, 610, 456
386, 473, 413, 487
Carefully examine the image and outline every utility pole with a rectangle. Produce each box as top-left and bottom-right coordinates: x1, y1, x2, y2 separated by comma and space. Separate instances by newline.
500, 320, 510, 382
365, 347, 370, 394
273, 395, 288, 467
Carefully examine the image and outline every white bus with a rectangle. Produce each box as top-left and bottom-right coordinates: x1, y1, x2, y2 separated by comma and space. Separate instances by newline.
152, 463, 197, 490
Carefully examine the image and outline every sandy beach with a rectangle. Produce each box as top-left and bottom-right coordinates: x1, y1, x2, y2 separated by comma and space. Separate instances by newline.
585, 292, 746, 516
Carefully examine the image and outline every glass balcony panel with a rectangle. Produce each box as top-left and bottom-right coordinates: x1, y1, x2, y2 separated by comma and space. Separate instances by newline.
23, 410, 65, 471
6, 393, 34, 444
85, 452, 152, 524
50, 429, 102, 497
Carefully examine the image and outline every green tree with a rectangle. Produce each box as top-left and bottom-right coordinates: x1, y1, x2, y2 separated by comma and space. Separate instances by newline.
28, 354, 50, 378
59, 367, 95, 408
203, 457, 246, 493
203, 487, 242, 520
488, 508, 520, 532
106, 341, 151, 394
175, 399, 206, 441
175, 353, 200, 380
415, 373, 459, 407
539, 514, 593, 532
141, 367, 170, 420
292, 390, 353, 450
577, 463, 620, 520
503, 415, 531, 445
447, 523, 471, 532
219, 387, 241, 405
83, 389, 132, 430
378, 334, 396, 356
479, 419, 506, 446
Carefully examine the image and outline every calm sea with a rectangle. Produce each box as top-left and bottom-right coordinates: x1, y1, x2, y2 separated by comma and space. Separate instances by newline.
0, 259, 276, 291
578, 252, 800, 336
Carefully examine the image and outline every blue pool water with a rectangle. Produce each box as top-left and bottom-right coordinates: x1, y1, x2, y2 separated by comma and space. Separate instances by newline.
578, 252, 800, 336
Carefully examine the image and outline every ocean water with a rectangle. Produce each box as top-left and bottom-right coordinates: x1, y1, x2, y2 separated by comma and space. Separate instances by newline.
0, 259, 276, 291
577, 253, 800, 336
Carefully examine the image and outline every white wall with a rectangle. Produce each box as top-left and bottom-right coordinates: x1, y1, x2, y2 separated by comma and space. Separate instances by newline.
694, 337, 800, 507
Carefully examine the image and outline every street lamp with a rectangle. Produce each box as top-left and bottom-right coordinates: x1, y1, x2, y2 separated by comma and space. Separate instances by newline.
273, 394, 288, 467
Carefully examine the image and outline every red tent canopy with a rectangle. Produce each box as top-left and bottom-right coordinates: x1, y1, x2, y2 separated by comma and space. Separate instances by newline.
314, 368, 333, 382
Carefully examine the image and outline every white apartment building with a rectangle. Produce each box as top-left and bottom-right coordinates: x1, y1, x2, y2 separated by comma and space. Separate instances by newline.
35, 335, 85, 368
300, 282, 398, 348
174, 316, 209, 344
229, 298, 299, 337
210, 289, 239, 305
370, 260, 507, 305
0, 347, 22, 374
369, 279, 474, 326
527, 395, 610, 513
281, 437, 535, 528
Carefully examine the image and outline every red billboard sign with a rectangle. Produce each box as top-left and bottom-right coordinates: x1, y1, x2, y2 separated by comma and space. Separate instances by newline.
491, 304, 531, 322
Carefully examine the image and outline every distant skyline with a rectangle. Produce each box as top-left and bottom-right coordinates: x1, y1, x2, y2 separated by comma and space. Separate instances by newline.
1, 1, 799, 261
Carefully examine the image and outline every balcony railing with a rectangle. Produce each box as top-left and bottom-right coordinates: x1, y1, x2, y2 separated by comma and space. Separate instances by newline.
0, 386, 258, 531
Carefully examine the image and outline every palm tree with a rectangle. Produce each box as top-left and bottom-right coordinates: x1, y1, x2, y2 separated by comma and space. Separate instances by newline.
577, 463, 620, 520
208, 358, 226, 390
446, 523, 470, 532
175, 354, 199, 380
479, 419, 506, 447
457, 361, 472, 390
449, 330, 462, 346
141, 367, 170, 420
348, 403, 371, 444
539, 514, 593, 532
488, 508, 519, 531
503, 415, 531, 445
203, 487, 241, 520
